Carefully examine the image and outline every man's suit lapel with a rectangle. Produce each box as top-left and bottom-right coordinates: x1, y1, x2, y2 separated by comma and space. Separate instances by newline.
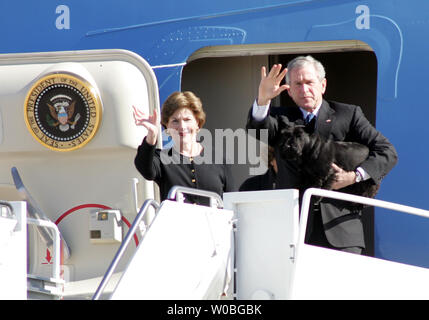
316, 100, 335, 139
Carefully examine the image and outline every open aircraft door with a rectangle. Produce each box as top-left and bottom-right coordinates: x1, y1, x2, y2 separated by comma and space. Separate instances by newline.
0, 50, 162, 294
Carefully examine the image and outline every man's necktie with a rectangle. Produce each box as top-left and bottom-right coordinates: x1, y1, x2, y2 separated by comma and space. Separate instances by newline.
304, 114, 315, 133
305, 113, 313, 125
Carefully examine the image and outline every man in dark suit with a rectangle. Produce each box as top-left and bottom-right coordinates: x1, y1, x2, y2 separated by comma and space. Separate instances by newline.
246, 56, 398, 254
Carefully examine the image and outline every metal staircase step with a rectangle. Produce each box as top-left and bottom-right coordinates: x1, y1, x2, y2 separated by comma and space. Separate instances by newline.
27, 274, 64, 300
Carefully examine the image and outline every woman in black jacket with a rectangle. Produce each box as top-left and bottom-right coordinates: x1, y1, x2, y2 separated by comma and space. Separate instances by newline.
134, 91, 235, 205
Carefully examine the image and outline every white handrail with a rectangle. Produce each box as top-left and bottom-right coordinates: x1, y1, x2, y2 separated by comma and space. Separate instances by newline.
167, 185, 224, 208
92, 199, 160, 300
298, 188, 429, 247
27, 218, 61, 281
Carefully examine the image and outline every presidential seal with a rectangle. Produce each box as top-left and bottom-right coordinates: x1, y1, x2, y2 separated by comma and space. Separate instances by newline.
24, 73, 102, 151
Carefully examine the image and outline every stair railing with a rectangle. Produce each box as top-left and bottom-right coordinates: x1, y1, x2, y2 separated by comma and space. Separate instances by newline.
92, 198, 160, 300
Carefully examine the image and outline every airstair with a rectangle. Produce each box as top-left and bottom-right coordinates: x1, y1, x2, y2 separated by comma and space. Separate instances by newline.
2, 184, 429, 300
92, 186, 429, 300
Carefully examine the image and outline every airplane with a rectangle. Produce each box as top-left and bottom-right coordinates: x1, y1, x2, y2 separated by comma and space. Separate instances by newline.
0, 0, 428, 301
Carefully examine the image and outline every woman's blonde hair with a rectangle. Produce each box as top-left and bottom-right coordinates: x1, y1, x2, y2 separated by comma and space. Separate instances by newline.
161, 91, 206, 129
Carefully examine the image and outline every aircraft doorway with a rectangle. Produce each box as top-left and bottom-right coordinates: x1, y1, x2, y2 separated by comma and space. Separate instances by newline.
273, 51, 377, 125
182, 46, 377, 256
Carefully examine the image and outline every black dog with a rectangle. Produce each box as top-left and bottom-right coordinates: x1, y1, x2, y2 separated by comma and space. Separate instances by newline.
278, 123, 379, 198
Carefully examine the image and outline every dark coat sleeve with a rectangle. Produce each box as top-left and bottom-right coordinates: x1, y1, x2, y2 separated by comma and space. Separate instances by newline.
134, 137, 162, 182
246, 107, 281, 146
346, 106, 398, 184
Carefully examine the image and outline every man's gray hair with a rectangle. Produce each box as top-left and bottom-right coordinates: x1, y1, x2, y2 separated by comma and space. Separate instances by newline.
285, 55, 326, 84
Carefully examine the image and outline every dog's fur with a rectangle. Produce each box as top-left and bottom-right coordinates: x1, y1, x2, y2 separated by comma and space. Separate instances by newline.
278, 123, 379, 198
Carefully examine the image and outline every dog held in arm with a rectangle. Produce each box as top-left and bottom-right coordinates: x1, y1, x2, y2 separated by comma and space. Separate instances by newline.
278, 123, 379, 198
